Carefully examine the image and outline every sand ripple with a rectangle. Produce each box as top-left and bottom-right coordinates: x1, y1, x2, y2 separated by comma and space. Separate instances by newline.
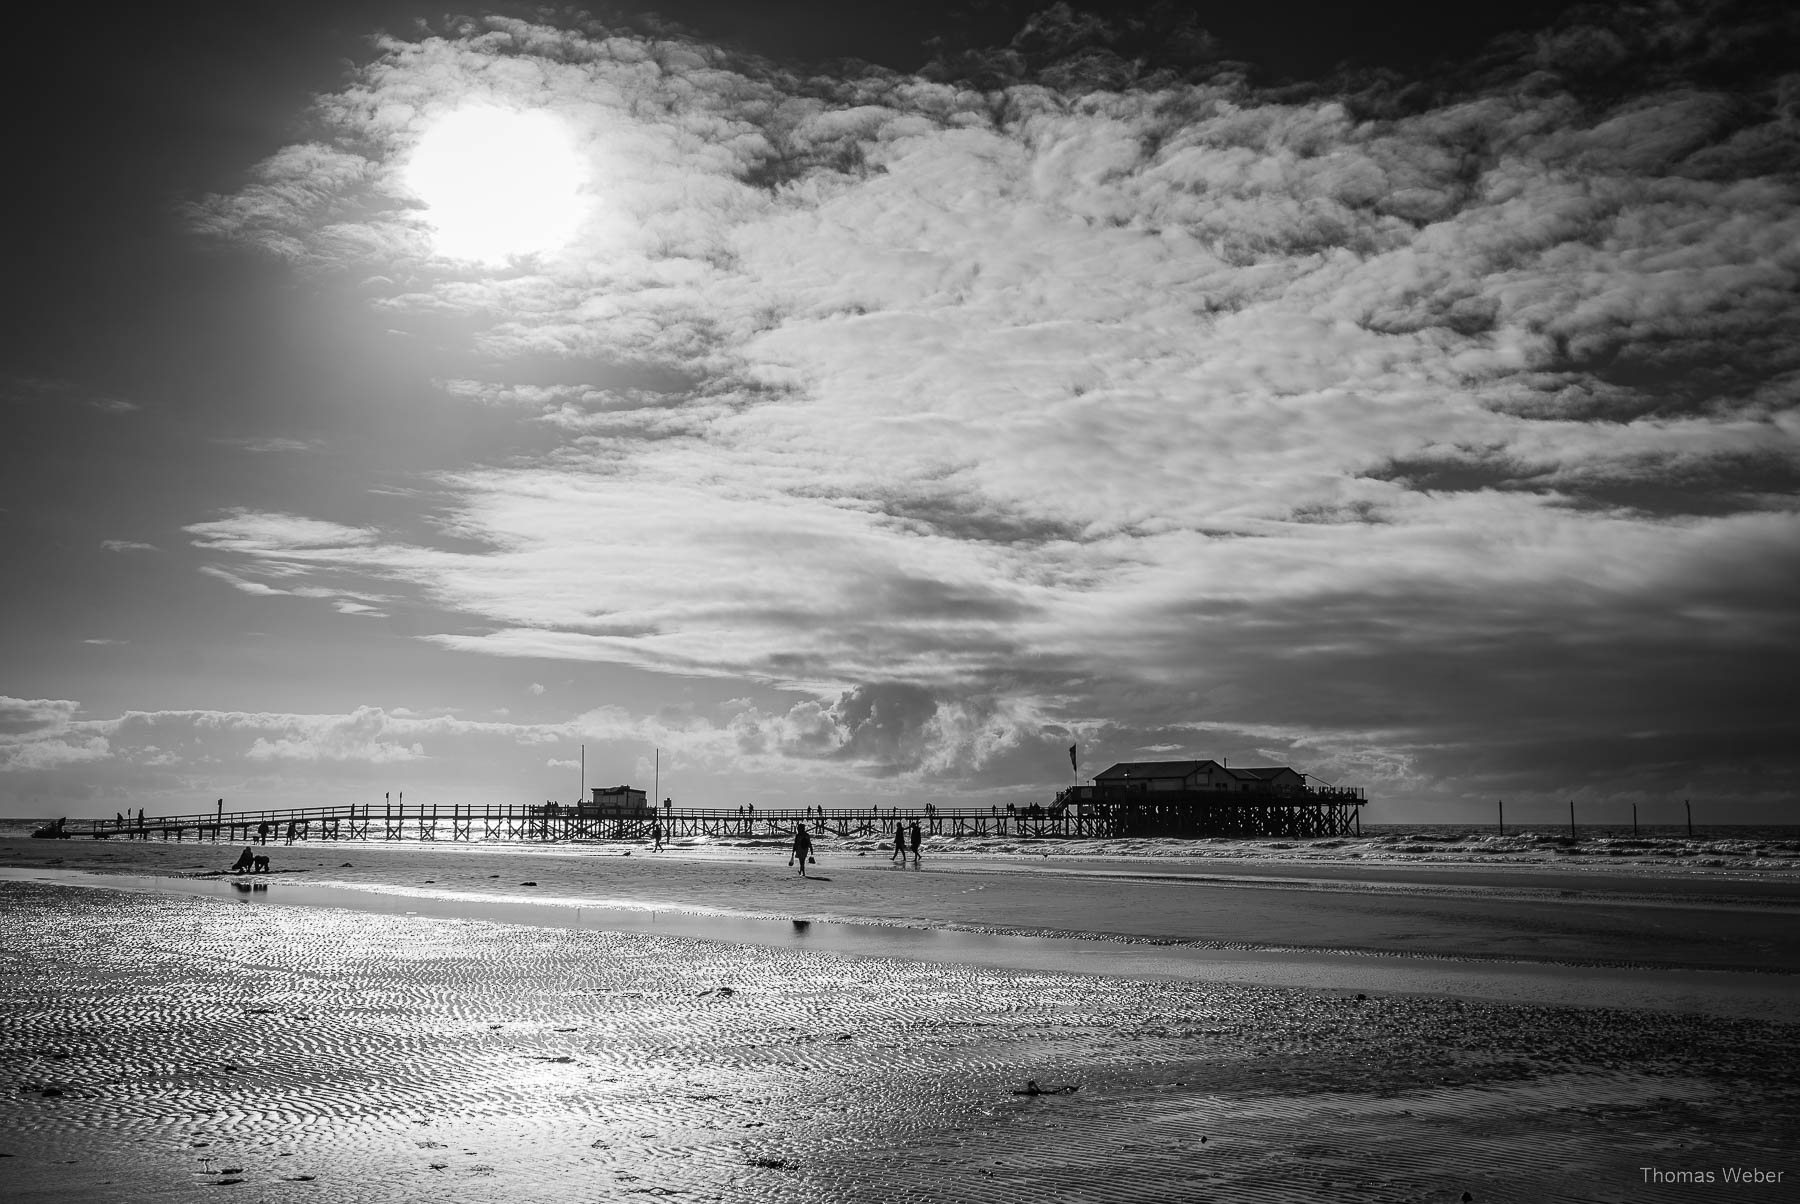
2, 879, 1794, 1202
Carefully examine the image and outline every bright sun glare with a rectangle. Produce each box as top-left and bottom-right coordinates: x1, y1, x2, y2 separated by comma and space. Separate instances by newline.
404, 106, 590, 264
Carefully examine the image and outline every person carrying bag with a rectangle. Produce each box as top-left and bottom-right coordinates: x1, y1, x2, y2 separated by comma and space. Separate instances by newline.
789, 823, 814, 876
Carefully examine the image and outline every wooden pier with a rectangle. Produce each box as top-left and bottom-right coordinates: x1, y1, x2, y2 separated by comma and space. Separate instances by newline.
53, 790, 1363, 845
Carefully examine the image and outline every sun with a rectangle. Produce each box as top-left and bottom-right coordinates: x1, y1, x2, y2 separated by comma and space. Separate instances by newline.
403, 106, 590, 264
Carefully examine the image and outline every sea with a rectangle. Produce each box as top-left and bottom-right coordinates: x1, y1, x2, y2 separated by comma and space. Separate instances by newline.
5, 815, 1797, 870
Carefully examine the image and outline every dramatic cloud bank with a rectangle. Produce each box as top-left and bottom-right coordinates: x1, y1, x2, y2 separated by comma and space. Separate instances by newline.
177, 3, 1800, 811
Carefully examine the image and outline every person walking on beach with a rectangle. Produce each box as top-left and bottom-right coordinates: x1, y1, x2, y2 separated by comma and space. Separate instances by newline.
256, 821, 269, 845
908, 819, 922, 864
651, 820, 664, 852
789, 824, 813, 877
890, 822, 906, 863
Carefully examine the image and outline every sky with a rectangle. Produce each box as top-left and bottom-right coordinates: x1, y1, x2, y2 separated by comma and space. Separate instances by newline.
3, 0, 1796, 824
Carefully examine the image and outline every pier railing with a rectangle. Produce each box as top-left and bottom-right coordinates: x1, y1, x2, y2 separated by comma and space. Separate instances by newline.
53, 791, 1364, 845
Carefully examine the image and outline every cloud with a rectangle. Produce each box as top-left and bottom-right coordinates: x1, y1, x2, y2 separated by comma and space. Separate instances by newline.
2, 702, 571, 774
0, 697, 83, 738
0, 697, 111, 771
181, 5, 1800, 809
212, 436, 323, 453
100, 540, 158, 553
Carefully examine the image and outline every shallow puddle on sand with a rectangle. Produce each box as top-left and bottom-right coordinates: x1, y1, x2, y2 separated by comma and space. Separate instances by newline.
1, 867, 1791, 1021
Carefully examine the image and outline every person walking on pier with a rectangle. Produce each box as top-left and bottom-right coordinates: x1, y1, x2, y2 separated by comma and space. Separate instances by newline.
789, 824, 813, 877
908, 819, 922, 864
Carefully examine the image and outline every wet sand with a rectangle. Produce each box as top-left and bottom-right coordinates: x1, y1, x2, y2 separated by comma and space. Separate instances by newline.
7, 835, 1799, 973
2, 836, 1796, 1201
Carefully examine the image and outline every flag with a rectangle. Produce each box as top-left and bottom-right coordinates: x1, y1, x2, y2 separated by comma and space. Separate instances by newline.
1068, 745, 1078, 773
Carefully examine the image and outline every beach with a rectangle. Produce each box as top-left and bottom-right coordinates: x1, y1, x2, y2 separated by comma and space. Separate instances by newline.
2, 833, 1796, 1202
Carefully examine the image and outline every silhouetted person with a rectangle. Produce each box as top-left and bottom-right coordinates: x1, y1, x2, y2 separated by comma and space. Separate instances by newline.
651, 821, 664, 852
230, 847, 255, 874
790, 825, 813, 876
891, 823, 906, 862
256, 821, 269, 845
909, 820, 922, 863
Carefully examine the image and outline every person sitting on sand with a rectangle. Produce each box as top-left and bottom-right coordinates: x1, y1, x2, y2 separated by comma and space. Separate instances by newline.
229, 847, 255, 874
789, 824, 813, 877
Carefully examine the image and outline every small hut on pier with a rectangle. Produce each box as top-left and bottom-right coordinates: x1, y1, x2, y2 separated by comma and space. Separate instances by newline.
583, 785, 650, 816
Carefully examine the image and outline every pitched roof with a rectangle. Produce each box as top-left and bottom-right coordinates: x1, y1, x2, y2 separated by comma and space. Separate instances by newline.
1092, 760, 1218, 779
1092, 760, 1301, 782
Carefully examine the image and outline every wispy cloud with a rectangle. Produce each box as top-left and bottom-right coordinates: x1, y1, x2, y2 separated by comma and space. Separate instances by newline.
3, 375, 141, 414
180, 4, 1800, 809
100, 540, 159, 553
211, 436, 323, 454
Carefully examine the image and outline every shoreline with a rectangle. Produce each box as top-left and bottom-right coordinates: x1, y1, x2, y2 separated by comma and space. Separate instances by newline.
7, 835, 1799, 979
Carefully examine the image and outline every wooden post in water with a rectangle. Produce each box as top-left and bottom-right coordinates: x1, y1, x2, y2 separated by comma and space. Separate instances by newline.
1568, 799, 1576, 839
1498, 799, 1504, 835
1686, 798, 1692, 837
1632, 802, 1638, 836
